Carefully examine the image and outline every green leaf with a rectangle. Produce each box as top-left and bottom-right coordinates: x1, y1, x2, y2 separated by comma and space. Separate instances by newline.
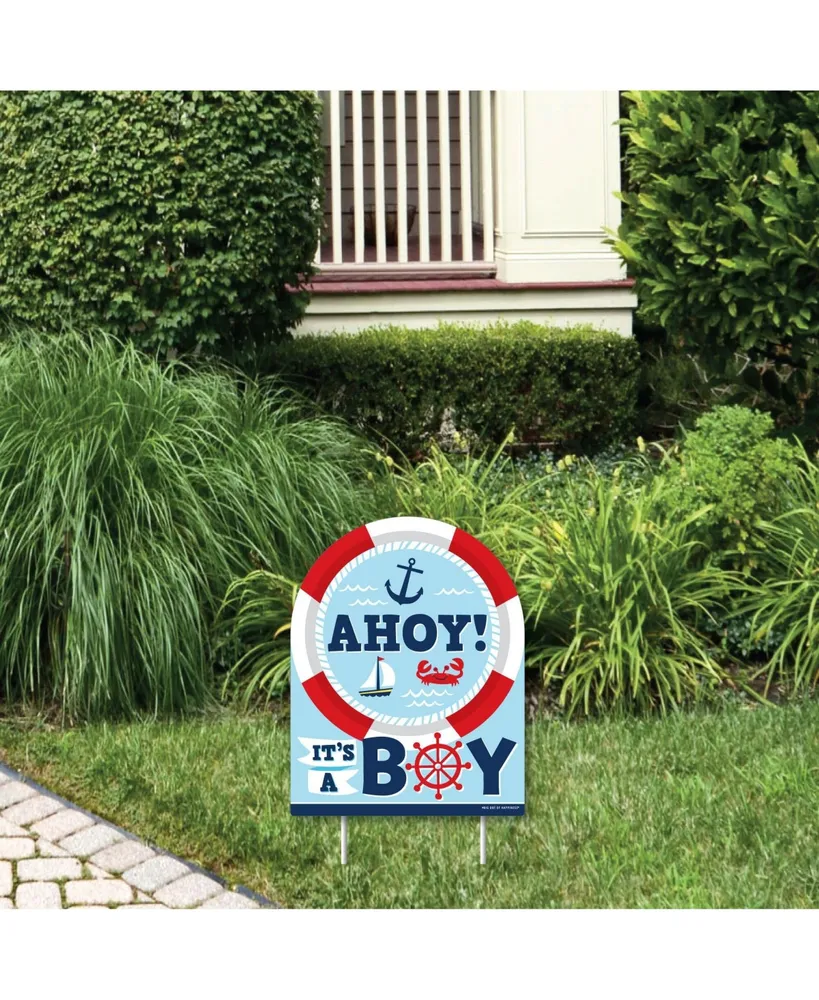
0, 90, 325, 357
638, 192, 661, 211
612, 239, 642, 263
802, 129, 819, 179
729, 203, 757, 229
781, 153, 799, 178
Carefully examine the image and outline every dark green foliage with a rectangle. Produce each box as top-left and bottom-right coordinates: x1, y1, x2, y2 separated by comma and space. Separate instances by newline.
714, 609, 785, 663
631, 317, 738, 439
638, 345, 737, 438
273, 322, 640, 456
0, 328, 370, 719
379, 438, 532, 543
613, 91, 819, 419
0, 91, 323, 359
656, 406, 797, 561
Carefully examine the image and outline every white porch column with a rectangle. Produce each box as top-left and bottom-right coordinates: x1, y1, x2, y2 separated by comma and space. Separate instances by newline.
492, 91, 625, 284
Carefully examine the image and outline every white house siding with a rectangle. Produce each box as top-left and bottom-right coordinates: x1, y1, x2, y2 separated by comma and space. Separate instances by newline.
299, 285, 636, 337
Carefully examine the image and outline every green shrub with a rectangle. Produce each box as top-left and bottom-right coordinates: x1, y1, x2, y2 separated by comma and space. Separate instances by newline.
740, 446, 819, 693
0, 329, 370, 719
515, 470, 739, 715
0, 91, 323, 360
656, 406, 797, 560
273, 322, 640, 456
613, 91, 819, 417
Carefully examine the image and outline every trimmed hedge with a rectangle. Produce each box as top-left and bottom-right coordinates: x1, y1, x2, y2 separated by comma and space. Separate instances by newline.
0, 91, 323, 360
275, 322, 639, 454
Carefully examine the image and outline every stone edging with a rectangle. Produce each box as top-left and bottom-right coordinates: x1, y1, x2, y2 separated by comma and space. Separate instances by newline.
0, 760, 279, 909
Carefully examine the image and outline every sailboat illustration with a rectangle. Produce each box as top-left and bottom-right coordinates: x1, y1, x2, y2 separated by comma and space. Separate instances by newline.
359, 656, 395, 697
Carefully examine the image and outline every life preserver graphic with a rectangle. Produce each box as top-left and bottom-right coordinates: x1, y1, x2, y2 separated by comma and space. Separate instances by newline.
292, 516, 524, 743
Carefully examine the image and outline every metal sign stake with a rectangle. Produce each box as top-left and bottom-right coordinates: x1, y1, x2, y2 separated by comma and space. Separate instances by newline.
480, 816, 487, 865
340, 815, 348, 865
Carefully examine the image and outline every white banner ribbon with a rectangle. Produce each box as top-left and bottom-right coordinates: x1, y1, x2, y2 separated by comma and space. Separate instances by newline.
298, 736, 358, 767
307, 768, 359, 795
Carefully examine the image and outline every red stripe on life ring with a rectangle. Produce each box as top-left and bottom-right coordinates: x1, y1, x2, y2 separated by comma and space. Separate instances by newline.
303, 673, 374, 740
448, 528, 517, 607
300, 525, 375, 603
447, 671, 514, 737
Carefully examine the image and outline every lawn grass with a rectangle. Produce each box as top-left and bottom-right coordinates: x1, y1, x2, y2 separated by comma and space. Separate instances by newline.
2, 700, 819, 907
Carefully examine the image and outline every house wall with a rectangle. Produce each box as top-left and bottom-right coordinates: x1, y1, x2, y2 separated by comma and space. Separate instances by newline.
299, 284, 637, 337
492, 91, 625, 283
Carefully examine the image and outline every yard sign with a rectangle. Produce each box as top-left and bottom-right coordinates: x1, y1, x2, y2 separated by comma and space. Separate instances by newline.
290, 517, 524, 826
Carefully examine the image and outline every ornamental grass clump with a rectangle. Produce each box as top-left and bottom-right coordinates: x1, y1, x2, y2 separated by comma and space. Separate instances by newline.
740, 445, 819, 694
0, 329, 370, 719
380, 437, 535, 548
515, 469, 740, 715
217, 571, 298, 705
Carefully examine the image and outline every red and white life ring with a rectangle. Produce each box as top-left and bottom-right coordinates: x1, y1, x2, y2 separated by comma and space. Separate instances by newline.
291, 517, 523, 743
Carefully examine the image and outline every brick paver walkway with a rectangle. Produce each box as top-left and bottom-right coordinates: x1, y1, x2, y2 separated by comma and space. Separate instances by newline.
0, 764, 273, 910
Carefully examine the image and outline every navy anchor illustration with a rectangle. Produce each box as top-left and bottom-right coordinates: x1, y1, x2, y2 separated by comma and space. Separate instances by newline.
385, 557, 424, 605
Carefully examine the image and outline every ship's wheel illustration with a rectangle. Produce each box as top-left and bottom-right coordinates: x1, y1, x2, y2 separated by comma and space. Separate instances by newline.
405, 733, 472, 800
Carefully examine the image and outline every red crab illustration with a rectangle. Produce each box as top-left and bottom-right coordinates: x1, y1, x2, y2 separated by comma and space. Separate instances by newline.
416, 657, 464, 687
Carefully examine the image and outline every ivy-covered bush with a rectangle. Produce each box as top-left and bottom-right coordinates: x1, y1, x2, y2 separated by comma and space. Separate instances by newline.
273, 322, 640, 455
656, 406, 797, 562
0, 91, 323, 358
613, 91, 819, 417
